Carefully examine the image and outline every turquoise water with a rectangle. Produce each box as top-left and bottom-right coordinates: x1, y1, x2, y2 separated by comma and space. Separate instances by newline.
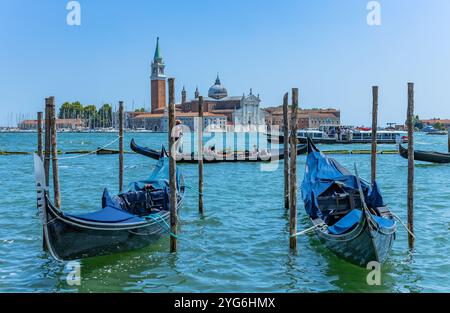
0, 132, 449, 292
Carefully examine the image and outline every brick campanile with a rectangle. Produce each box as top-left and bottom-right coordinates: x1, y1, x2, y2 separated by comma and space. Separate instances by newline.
151, 37, 166, 114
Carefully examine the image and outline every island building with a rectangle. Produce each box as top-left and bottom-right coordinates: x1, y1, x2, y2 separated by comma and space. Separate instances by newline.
18, 118, 84, 130
420, 118, 450, 129
127, 38, 267, 132
264, 107, 341, 131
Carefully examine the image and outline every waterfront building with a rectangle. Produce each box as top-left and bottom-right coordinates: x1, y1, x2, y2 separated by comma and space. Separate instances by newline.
128, 111, 227, 132
18, 118, 85, 130
127, 38, 228, 132
178, 76, 267, 132
128, 38, 267, 132
420, 118, 450, 129
265, 107, 340, 131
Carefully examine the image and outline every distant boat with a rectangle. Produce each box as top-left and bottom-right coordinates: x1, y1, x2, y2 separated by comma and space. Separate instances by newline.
33, 150, 184, 261
398, 144, 450, 164
96, 148, 119, 155
301, 138, 397, 266
426, 130, 448, 135
130, 139, 307, 164
267, 129, 408, 145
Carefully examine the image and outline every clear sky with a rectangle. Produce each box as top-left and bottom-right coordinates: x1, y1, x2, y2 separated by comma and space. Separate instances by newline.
1, 0, 450, 126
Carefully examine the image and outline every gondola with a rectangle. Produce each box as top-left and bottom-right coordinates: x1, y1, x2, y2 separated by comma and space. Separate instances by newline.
33, 148, 184, 261
399, 144, 450, 164
130, 139, 307, 164
301, 138, 397, 266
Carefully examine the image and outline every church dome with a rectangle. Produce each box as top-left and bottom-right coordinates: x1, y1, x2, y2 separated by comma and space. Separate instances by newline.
208, 75, 228, 99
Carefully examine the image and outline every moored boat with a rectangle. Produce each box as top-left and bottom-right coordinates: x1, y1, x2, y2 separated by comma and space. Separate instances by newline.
398, 144, 450, 164
33, 149, 184, 261
130, 139, 307, 164
301, 138, 397, 266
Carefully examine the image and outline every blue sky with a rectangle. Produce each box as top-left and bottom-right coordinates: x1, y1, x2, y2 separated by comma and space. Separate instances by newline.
1, 0, 450, 126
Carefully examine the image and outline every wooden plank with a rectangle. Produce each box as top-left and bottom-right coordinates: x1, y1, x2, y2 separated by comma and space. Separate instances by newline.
168, 77, 178, 253
407, 82, 415, 249
37, 112, 43, 160
371, 86, 378, 183
289, 88, 299, 250
198, 96, 204, 214
283, 92, 289, 210
49, 97, 61, 209
119, 101, 124, 192
44, 99, 51, 187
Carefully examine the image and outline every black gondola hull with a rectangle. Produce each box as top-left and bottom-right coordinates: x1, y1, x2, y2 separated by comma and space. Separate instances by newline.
43, 198, 181, 261
399, 144, 450, 164
303, 138, 397, 267
314, 215, 395, 266
130, 139, 307, 163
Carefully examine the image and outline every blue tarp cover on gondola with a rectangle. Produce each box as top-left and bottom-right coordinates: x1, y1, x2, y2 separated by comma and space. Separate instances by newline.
66, 152, 179, 224
127, 156, 181, 192
67, 205, 144, 223
301, 140, 384, 220
327, 209, 395, 235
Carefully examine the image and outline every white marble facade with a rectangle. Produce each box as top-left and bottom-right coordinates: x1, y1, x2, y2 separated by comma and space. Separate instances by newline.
232, 89, 267, 132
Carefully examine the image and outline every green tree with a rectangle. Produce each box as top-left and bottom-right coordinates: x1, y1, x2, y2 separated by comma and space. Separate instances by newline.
97, 103, 113, 128
83, 105, 97, 129
135, 107, 146, 112
413, 115, 423, 130
434, 122, 444, 130
58, 101, 84, 119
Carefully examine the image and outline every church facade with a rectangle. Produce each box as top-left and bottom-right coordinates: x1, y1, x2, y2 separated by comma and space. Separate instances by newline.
178, 75, 267, 132
129, 38, 267, 132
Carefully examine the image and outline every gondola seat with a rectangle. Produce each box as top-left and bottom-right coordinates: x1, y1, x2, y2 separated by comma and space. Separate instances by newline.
328, 209, 362, 235
328, 209, 395, 235
66, 206, 144, 224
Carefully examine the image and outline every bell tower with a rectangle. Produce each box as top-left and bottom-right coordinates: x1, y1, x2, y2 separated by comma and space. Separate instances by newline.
151, 37, 166, 113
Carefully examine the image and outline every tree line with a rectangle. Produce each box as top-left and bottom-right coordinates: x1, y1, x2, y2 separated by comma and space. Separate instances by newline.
58, 102, 113, 128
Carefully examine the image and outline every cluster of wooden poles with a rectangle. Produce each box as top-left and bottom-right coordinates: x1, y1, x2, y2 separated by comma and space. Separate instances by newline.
35, 82, 424, 253
36, 98, 126, 212
372, 83, 416, 249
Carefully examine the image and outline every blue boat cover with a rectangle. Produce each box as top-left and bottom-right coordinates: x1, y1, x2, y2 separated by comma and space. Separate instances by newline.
126, 156, 181, 192
328, 209, 396, 235
65, 153, 179, 224
67, 205, 144, 223
328, 209, 362, 235
301, 139, 384, 220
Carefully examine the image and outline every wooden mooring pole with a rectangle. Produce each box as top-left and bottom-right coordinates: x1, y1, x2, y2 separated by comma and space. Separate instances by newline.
289, 88, 299, 250
118, 101, 124, 192
168, 78, 178, 253
371, 86, 379, 184
283, 93, 289, 210
198, 96, 204, 214
44, 99, 51, 187
37, 112, 43, 160
49, 97, 61, 209
406, 82, 415, 249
